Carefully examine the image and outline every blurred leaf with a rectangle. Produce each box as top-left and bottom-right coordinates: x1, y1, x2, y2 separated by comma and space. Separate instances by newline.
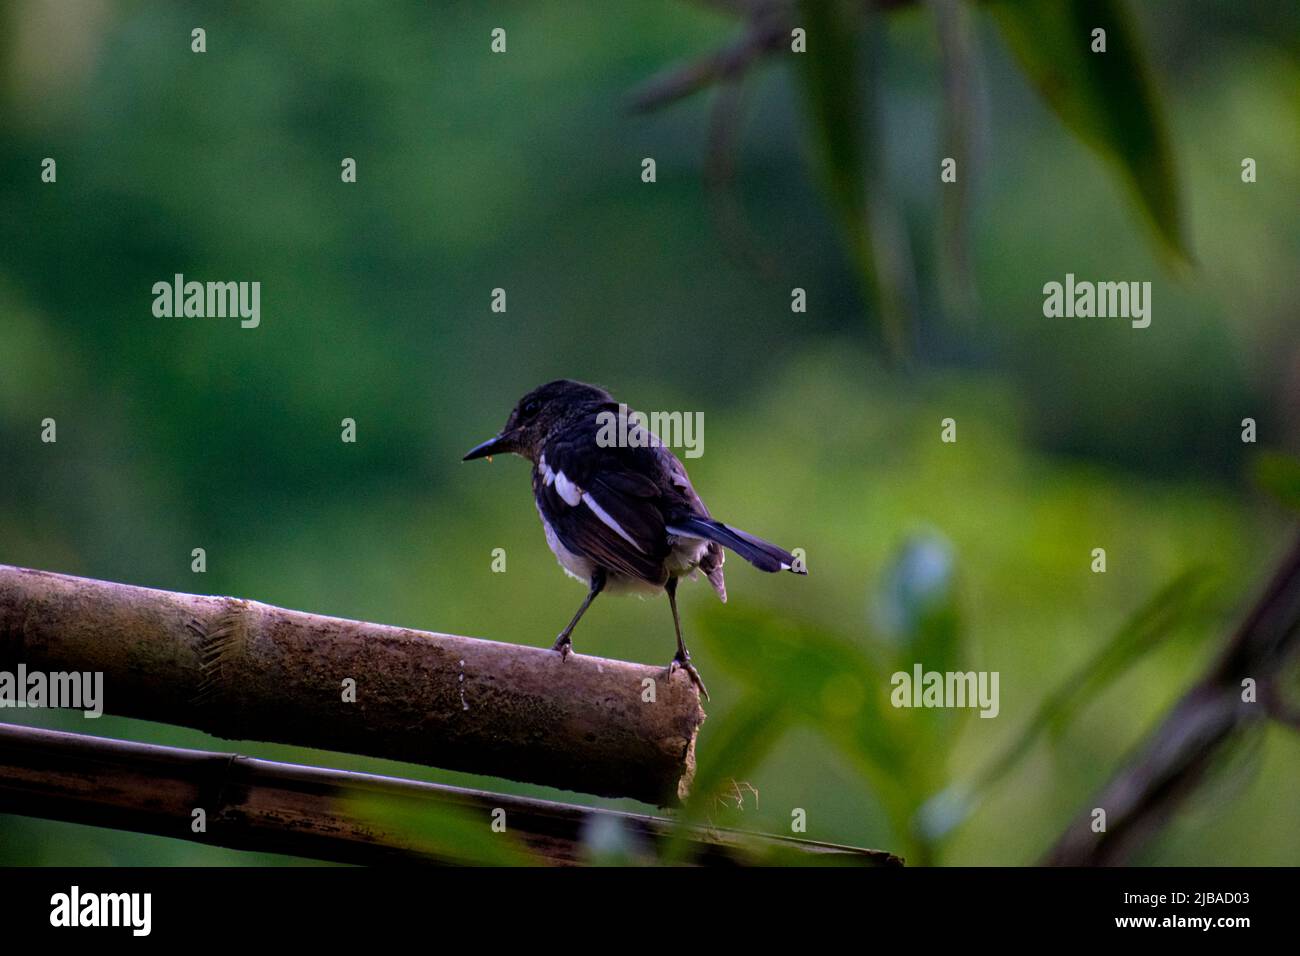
916, 783, 974, 843
344, 792, 536, 867
938, 566, 1216, 838
693, 604, 923, 853
580, 813, 656, 866
685, 691, 793, 815
931, 0, 981, 320
988, 0, 1189, 263
1254, 451, 1300, 514
873, 531, 963, 676
871, 532, 968, 766
696, 605, 908, 775
1038, 567, 1214, 738
796, 0, 912, 357
663, 691, 792, 862
797, 0, 866, 227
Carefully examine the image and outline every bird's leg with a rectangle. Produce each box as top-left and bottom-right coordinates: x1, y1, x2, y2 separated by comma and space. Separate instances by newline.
552, 568, 605, 660
664, 577, 709, 701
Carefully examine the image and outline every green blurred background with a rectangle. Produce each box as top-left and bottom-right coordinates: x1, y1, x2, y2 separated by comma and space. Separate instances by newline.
0, 0, 1297, 865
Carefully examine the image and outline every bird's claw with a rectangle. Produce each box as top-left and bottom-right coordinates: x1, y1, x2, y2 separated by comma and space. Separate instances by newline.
552, 635, 572, 660
667, 655, 710, 701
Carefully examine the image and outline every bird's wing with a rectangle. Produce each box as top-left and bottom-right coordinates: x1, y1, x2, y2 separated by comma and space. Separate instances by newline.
654, 444, 712, 518
536, 427, 670, 584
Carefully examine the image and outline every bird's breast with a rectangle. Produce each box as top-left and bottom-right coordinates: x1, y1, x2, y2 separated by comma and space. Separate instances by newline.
536, 500, 595, 584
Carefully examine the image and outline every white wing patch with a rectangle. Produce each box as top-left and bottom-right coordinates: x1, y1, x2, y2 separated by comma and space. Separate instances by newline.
543, 459, 645, 553
582, 492, 642, 551
553, 469, 582, 506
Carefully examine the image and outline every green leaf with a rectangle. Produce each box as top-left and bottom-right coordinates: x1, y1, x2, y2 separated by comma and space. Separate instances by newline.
344, 791, 537, 866
1254, 451, 1300, 514
988, 0, 1189, 263
683, 691, 793, 815
692, 605, 923, 849
695, 605, 908, 777
797, 0, 866, 228
874, 532, 963, 678
952, 567, 1215, 823
796, 0, 911, 357
661, 691, 793, 863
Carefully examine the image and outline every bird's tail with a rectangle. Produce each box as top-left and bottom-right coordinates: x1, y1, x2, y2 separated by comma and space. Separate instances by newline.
668, 516, 805, 575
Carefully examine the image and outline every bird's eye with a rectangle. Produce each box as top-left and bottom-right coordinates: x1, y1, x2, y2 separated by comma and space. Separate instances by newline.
521, 399, 541, 419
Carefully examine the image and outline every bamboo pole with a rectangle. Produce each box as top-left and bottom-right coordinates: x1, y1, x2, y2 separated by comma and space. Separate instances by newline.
0, 565, 704, 805
1044, 534, 1300, 865
0, 722, 901, 866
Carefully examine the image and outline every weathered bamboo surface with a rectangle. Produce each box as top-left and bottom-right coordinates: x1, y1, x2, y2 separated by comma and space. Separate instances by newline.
0, 565, 705, 805
0, 722, 902, 866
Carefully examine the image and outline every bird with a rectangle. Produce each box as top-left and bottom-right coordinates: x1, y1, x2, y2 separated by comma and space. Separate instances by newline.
463, 379, 805, 699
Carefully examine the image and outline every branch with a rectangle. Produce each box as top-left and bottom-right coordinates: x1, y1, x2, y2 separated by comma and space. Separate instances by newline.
0, 722, 901, 866
627, 0, 921, 113
627, 9, 789, 113
1044, 534, 1300, 865
0, 565, 704, 806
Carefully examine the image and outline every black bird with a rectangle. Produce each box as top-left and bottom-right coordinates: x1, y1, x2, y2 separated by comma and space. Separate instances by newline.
463, 379, 805, 699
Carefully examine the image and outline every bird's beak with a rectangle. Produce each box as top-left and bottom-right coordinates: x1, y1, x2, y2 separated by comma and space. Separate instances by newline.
462, 432, 515, 462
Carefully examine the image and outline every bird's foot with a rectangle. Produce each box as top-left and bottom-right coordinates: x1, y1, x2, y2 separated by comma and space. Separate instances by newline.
667, 653, 710, 702
552, 634, 573, 660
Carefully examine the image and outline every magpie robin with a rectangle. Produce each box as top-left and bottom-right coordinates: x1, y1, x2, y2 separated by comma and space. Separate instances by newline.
463, 379, 805, 699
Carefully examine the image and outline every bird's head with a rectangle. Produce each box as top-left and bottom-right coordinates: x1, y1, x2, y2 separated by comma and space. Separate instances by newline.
463, 379, 613, 464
